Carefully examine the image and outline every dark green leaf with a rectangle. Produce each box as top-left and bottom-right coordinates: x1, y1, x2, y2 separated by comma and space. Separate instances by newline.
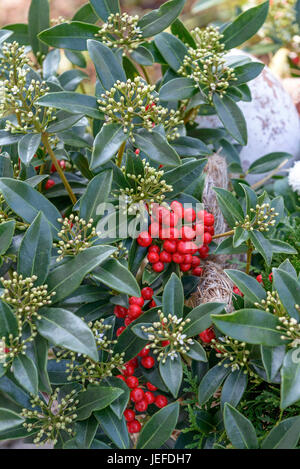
261, 345, 286, 383
163, 272, 184, 318
198, 364, 230, 405
89, 0, 120, 21
37, 91, 103, 120
182, 302, 225, 337
273, 268, 300, 321
224, 403, 258, 449
249, 230, 273, 266
225, 269, 266, 304
13, 355, 38, 395
76, 385, 123, 420
87, 40, 126, 90
159, 77, 196, 101
247, 152, 292, 174
0, 220, 15, 255
0, 409, 24, 432
261, 416, 300, 449
79, 170, 113, 221
159, 354, 183, 397
154, 32, 187, 71
93, 258, 141, 297
221, 370, 247, 409
90, 123, 127, 169
95, 407, 129, 449
138, 0, 185, 38
133, 129, 181, 166
18, 133, 41, 166
28, 0, 49, 56
213, 94, 247, 145
136, 402, 179, 449
280, 349, 300, 410
38, 22, 99, 51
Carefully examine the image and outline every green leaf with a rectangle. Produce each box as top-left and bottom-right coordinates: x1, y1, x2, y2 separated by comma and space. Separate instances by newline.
47, 245, 116, 302
213, 94, 247, 145
224, 403, 258, 449
159, 77, 196, 101
163, 272, 184, 318
68, 416, 98, 449
36, 307, 98, 361
212, 309, 284, 346
87, 40, 126, 90
93, 258, 141, 297
137, 402, 179, 449
171, 137, 211, 158
221, 1, 269, 49
0, 178, 61, 236
18, 133, 41, 166
133, 129, 181, 166
103, 377, 129, 419
95, 407, 129, 449
198, 364, 230, 405
28, 0, 49, 56
37, 91, 103, 120
249, 230, 273, 266
261, 416, 300, 449
18, 212, 52, 285
38, 21, 99, 51
76, 385, 123, 420
73, 3, 99, 23
232, 62, 264, 85
221, 370, 247, 410
270, 239, 297, 255
214, 187, 244, 227
2, 24, 29, 45
59, 69, 88, 91
273, 268, 300, 321
225, 269, 266, 304
89, 0, 120, 21
159, 354, 183, 398
0, 409, 24, 432
154, 32, 187, 71
138, 0, 185, 38
261, 345, 286, 383
280, 349, 300, 410
79, 170, 113, 221
33, 335, 51, 393
90, 123, 128, 170
185, 341, 207, 362
0, 302, 18, 340
233, 226, 249, 247
0, 220, 15, 255
171, 18, 197, 48
247, 152, 292, 174
131, 46, 154, 66
182, 302, 225, 337
13, 355, 38, 395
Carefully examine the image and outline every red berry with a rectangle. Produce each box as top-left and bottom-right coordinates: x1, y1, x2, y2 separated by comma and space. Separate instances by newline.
149, 300, 156, 308
233, 286, 244, 297
147, 251, 160, 263
45, 179, 55, 190
160, 227, 179, 240
124, 409, 135, 422
145, 391, 155, 404
137, 231, 152, 247
192, 266, 203, 276
170, 200, 184, 218
181, 226, 196, 241
172, 252, 185, 264
135, 399, 148, 412
184, 254, 193, 264
199, 328, 215, 343
204, 213, 214, 226
123, 364, 135, 377
191, 256, 201, 267
203, 232, 212, 245
199, 245, 209, 259
149, 222, 160, 238
197, 210, 206, 222
126, 376, 139, 389
128, 357, 138, 368
125, 317, 133, 326
127, 419, 141, 433
141, 287, 154, 300
269, 273, 273, 282
130, 388, 145, 402
256, 274, 263, 283
184, 208, 196, 223
152, 261, 164, 273
161, 340, 170, 347
135, 149, 140, 155
141, 356, 155, 369
148, 245, 160, 254
146, 382, 158, 391
129, 296, 144, 307
160, 250, 172, 263
155, 395, 168, 408
114, 305, 128, 318
116, 326, 126, 337
205, 225, 215, 236
195, 223, 205, 238
163, 240, 177, 253
128, 304, 142, 320
116, 374, 126, 382
180, 263, 191, 272
138, 346, 150, 357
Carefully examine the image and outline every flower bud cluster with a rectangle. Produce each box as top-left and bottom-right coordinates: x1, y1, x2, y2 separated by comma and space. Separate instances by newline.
118, 159, 172, 214
97, 77, 183, 141
56, 319, 125, 385
54, 215, 96, 262
141, 310, 193, 363
259, 0, 299, 45
0, 41, 56, 132
276, 314, 300, 348
212, 337, 253, 375
254, 290, 282, 315
178, 26, 236, 101
95, 13, 143, 54
237, 203, 278, 232
21, 389, 79, 445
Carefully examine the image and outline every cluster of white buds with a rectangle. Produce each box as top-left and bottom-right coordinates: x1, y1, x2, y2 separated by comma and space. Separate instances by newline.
54, 215, 96, 262
0, 41, 56, 133
212, 337, 253, 375
118, 159, 173, 214
257, 0, 299, 45
95, 13, 143, 54
237, 203, 278, 232
141, 310, 193, 363
21, 389, 79, 445
1, 273, 55, 324
178, 26, 236, 101
0, 332, 38, 368
276, 313, 300, 348
254, 290, 282, 315
110, 241, 129, 259
56, 320, 125, 385
50, 16, 70, 26
97, 77, 183, 141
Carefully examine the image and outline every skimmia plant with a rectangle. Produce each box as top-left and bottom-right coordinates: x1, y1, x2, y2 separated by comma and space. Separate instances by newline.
0, 0, 299, 450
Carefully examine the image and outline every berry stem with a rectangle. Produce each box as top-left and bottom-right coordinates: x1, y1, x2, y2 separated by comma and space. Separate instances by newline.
116, 140, 127, 168
140, 64, 151, 85
41, 132, 77, 205
212, 229, 234, 239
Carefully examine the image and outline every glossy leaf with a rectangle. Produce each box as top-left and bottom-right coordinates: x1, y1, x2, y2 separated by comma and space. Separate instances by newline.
0, 220, 15, 256
93, 258, 141, 297
38, 22, 99, 51
76, 385, 124, 420
38, 91, 103, 120
182, 302, 225, 337
163, 272, 184, 318
280, 349, 300, 410
247, 152, 292, 174
261, 417, 300, 449
224, 403, 258, 449
133, 129, 181, 166
28, 0, 49, 56
159, 354, 183, 398
213, 94, 247, 145
18, 133, 41, 166
273, 268, 300, 321
225, 269, 266, 304
89, 0, 120, 21
90, 123, 128, 170
159, 77, 196, 101
137, 402, 179, 449
138, 0, 185, 38
198, 364, 230, 405
13, 354, 38, 395
0, 409, 24, 432
95, 407, 129, 449
79, 170, 113, 221
87, 40, 126, 90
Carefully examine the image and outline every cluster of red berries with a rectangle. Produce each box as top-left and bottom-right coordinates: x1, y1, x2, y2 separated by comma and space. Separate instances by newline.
137, 201, 215, 276
115, 287, 156, 336
116, 351, 168, 434
199, 327, 216, 344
